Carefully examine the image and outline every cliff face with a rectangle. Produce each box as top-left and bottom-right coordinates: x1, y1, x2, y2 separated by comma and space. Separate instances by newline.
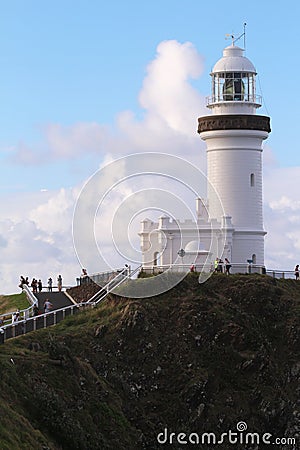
0, 274, 299, 450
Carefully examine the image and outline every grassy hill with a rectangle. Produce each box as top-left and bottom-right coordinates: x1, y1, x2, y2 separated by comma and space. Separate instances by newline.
0, 273, 299, 449
0, 292, 29, 317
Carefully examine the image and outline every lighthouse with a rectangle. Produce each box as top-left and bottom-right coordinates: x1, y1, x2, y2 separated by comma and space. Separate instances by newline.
139, 40, 270, 273
197, 42, 271, 266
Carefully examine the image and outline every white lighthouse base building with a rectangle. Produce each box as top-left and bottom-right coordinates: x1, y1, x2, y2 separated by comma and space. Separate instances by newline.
139, 200, 265, 274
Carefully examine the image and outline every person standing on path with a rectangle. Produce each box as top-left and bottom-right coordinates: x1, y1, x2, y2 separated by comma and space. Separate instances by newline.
295, 265, 299, 280
57, 275, 63, 292
225, 258, 231, 275
43, 299, 53, 313
33, 304, 39, 316
12, 309, 20, 323
48, 277, 53, 292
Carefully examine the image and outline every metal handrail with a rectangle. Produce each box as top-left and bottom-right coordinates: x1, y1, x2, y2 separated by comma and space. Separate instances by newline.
80, 268, 128, 287
86, 268, 125, 279
87, 265, 141, 305
22, 284, 37, 305
87, 268, 127, 303
265, 269, 296, 279
93, 264, 141, 305
0, 302, 84, 341
141, 264, 300, 279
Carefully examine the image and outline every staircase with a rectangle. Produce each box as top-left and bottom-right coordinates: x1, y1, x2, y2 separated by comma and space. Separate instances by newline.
0, 265, 142, 343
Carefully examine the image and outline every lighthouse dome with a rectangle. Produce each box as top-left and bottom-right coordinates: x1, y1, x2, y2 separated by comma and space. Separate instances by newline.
212, 44, 256, 74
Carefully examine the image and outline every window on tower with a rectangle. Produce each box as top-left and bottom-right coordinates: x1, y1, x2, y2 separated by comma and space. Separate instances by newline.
153, 251, 160, 266
250, 173, 255, 187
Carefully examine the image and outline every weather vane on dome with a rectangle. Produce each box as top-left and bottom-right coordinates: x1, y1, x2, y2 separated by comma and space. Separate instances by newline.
225, 23, 247, 49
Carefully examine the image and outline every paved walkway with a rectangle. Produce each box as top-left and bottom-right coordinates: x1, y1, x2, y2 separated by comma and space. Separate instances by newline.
35, 291, 73, 313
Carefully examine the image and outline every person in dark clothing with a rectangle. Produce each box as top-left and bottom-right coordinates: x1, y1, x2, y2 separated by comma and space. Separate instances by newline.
225, 258, 231, 275
31, 278, 38, 293
19, 276, 26, 289
218, 258, 224, 273
33, 304, 39, 316
48, 277, 53, 292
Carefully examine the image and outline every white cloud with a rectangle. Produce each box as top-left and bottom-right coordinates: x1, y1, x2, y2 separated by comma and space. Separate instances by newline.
0, 188, 81, 294
0, 217, 73, 294
139, 40, 205, 135
269, 196, 300, 212
29, 187, 78, 234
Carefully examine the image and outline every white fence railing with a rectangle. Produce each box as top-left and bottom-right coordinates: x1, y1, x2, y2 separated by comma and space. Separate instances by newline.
265, 270, 296, 280
140, 263, 266, 275
76, 268, 127, 287
140, 264, 300, 279
87, 265, 141, 305
0, 303, 84, 343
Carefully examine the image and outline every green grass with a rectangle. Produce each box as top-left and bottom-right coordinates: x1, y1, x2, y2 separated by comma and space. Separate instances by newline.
0, 292, 30, 315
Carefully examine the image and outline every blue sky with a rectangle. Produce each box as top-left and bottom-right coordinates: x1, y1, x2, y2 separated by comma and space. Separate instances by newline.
0, 0, 299, 293
1, 1, 299, 176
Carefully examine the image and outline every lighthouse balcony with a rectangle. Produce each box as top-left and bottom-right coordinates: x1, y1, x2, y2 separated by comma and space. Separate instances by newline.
206, 94, 262, 108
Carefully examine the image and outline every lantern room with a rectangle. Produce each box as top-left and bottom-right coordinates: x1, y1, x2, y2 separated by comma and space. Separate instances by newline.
207, 44, 262, 114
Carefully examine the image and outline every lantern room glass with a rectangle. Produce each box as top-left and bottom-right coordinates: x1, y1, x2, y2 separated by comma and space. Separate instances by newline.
211, 72, 256, 103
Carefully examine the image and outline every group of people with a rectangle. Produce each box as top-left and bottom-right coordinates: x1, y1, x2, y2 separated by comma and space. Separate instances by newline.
15, 273, 62, 323
12, 299, 53, 323
214, 257, 232, 275
12, 309, 20, 323
189, 259, 232, 275
30, 278, 43, 293
19, 275, 63, 292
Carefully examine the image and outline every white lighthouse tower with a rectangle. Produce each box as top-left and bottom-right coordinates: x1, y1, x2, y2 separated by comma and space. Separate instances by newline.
198, 42, 271, 266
